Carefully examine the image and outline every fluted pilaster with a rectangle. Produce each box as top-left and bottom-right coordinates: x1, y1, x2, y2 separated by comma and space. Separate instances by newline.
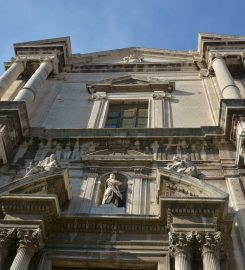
10, 229, 41, 270
196, 231, 222, 270
169, 232, 193, 270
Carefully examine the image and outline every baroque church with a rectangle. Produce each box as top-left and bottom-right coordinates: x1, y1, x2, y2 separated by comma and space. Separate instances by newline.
0, 33, 244, 270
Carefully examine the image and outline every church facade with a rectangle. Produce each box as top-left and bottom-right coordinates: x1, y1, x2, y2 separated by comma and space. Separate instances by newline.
0, 33, 244, 269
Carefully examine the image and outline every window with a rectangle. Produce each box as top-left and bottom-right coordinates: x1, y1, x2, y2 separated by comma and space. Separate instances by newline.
105, 102, 148, 128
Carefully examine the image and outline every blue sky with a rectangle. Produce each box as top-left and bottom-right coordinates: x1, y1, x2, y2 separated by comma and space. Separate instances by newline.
1, 0, 245, 72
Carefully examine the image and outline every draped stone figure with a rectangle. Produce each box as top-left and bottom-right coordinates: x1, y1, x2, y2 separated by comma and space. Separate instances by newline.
25, 154, 59, 177
102, 173, 123, 207
165, 154, 200, 178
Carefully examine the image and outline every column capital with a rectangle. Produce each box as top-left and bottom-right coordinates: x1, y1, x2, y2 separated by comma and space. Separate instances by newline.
169, 232, 194, 255
0, 228, 16, 249
17, 228, 42, 254
196, 231, 222, 253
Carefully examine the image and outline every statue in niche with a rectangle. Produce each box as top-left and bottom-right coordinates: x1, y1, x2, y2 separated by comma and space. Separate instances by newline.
102, 173, 123, 207
25, 154, 59, 177
165, 154, 200, 178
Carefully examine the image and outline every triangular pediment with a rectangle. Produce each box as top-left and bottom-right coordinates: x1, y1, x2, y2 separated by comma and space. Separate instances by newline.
157, 168, 228, 199
90, 75, 166, 86
70, 47, 194, 65
87, 75, 175, 93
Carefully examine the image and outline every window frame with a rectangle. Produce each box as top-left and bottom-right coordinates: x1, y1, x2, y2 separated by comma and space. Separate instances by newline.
105, 101, 148, 129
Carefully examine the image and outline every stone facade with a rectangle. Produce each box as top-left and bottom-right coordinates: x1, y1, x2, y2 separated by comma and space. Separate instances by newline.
0, 33, 244, 269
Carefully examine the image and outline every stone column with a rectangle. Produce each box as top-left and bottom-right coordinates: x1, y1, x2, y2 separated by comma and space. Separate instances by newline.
0, 60, 25, 98
0, 228, 16, 268
196, 231, 222, 270
14, 59, 53, 109
212, 57, 240, 99
169, 232, 193, 270
10, 229, 41, 270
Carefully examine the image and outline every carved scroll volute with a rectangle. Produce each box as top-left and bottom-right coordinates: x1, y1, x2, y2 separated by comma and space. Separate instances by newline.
17, 228, 42, 254
196, 231, 222, 254
169, 232, 194, 256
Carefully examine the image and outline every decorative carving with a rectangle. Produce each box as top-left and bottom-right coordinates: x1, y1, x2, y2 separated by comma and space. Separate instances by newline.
88, 92, 107, 101
53, 219, 166, 234
169, 232, 194, 255
196, 231, 222, 253
102, 173, 123, 207
25, 154, 60, 177
17, 229, 41, 252
231, 116, 245, 166
152, 91, 172, 99
165, 154, 200, 178
122, 54, 144, 63
165, 181, 198, 197
0, 228, 16, 249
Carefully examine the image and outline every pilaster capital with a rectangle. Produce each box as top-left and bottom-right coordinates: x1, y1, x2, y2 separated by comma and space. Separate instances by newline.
152, 91, 171, 100
89, 92, 107, 101
208, 52, 224, 69
196, 231, 222, 253
169, 232, 194, 255
14, 56, 27, 68
0, 228, 16, 249
17, 228, 42, 254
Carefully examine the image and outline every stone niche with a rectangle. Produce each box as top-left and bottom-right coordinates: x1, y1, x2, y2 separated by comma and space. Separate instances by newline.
91, 172, 128, 215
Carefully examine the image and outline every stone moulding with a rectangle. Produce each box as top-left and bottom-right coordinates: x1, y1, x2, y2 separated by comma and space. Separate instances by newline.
0, 168, 72, 208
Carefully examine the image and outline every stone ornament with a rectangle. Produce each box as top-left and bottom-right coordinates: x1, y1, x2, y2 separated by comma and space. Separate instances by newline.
152, 92, 172, 99
88, 92, 107, 101
0, 228, 16, 249
165, 154, 200, 178
196, 231, 222, 253
169, 232, 194, 254
17, 229, 41, 252
102, 173, 123, 207
25, 154, 60, 177
122, 54, 144, 63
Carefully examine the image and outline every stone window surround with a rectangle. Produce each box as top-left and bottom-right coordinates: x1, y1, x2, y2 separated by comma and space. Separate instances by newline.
87, 91, 172, 128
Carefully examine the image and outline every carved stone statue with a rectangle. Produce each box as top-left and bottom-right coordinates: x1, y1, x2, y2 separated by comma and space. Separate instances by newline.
25, 154, 59, 177
102, 173, 123, 207
165, 154, 199, 178
122, 54, 144, 63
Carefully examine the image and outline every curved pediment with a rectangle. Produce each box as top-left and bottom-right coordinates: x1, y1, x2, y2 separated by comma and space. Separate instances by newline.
0, 169, 72, 208
157, 168, 228, 199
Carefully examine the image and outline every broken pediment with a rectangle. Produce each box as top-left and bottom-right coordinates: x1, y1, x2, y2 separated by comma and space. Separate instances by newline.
157, 168, 229, 231
87, 75, 175, 93
157, 168, 228, 200
0, 169, 72, 208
